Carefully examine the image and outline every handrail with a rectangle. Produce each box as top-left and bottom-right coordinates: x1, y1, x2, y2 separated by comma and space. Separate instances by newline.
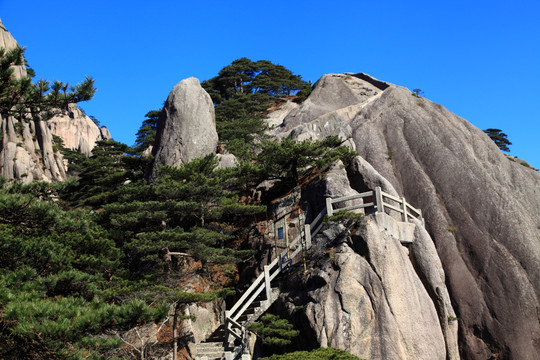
381, 191, 401, 203
228, 316, 243, 330
308, 207, 327, 239
331, 190, 375, 204
224, 186, 425, 357
228, 268, 267, 316
328, 187, 424, 225
227, 233, 305, 323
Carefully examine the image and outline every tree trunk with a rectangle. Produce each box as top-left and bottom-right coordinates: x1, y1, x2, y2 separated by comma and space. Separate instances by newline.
172, 303, 180, 360
291, 158, 298, 184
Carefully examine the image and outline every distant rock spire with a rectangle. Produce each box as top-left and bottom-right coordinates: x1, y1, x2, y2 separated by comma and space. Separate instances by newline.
0, 18, 27, 79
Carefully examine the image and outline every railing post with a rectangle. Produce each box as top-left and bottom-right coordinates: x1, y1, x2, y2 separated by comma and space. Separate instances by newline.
304, 224, 312, 249
325, 197, 333, 217
375, 187, 384, 214
417, 208, 425, 227
225, 310, 231, 343
264, 265, 272, 301
401, 197, 408, 222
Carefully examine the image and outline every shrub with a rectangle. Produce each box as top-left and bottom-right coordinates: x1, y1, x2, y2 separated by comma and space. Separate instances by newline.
259, 347, 362, 360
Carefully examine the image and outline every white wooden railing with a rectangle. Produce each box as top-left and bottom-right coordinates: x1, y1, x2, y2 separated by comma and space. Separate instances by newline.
223, 186, 423, 358
327, 186, 424, 226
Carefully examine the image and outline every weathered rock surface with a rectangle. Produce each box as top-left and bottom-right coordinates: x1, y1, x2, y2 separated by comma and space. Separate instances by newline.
279, 73, 387, 133
279, 214, 457, 360
48, 103, 111, 156
271, 72, 540, 359
277, 73, 386, 142
264, 100, 299, 128
149, 77, 218, 178
271, 162, 459, 359
0, 115, 67, 183
0, 22, 109, 183
349, 86, 540, 360
0, 18, 26, 79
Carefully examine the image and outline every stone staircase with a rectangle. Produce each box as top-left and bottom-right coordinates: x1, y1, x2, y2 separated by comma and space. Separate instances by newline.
193, 187, 424, 360
194, 277, 284, 359
195, 342, 226, 360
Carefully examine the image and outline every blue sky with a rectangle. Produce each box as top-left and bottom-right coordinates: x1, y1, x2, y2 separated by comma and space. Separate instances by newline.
1, 0, 539, 168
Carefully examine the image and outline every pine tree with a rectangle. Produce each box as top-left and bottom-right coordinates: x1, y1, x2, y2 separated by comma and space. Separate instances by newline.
202, 58, 309, 152
95, 154, 265, 277
259, 348, 361, 360
257, 136, 357, 185
133, 109, 161, 154
0, 181, 169, 359
0, 46, 95, 121
66, 140, 143, 207
249, 314, 299, 355
483, 128, 512, 152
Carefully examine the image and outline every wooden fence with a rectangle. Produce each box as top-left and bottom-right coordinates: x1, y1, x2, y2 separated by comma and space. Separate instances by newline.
327, 186, 424, 226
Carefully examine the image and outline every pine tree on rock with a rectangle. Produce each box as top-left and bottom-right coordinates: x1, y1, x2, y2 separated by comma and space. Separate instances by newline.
483, 128, 512, 152
202, 58, 308, 152
0, 46, 95, 121
133, 109, 161, 154
258, 136, 357, 185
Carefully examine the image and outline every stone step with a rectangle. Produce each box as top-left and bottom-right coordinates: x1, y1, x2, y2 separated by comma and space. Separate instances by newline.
205, 334, 227, 342
198, 341, 224, 348
196, 352, 224, 358
194, 355, 224, 360
195, 341, 226, 360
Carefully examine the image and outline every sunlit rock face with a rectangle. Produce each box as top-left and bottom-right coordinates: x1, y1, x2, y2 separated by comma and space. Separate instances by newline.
0, 18, 26, 79
48, 103, 111, 157
274, 163, 458, 360
0, 20, 109, 183
148, 77, 218, 179
270, 72, 540, 359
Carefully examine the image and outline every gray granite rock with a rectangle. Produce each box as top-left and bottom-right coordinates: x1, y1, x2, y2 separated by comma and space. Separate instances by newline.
0, 18, 26, 79
280, 216, 452, 359
48, 104, 111, 156
349, 86, 540, 359
149, 77, 218, 178
280, 73, 540, 359
279, 73, 386, 132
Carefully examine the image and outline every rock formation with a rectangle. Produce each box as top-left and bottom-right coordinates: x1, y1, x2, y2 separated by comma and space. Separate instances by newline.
149, 77, 218, 178
280, 217, 456, 360
0, 114, 67, 183
48, 103, 111, 156
270, 72, 540, 359
270, 163, 458, 360
0, 18, 26, 79
0, 20, 109, 183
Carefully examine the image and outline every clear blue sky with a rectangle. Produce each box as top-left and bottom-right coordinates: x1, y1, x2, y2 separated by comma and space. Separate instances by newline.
1, 0, 539, 169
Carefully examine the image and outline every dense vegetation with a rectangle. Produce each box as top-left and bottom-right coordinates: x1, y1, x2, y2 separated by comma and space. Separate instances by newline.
0, 52, 356, 359
202, 58, 311, 154
259, 347, 362, 360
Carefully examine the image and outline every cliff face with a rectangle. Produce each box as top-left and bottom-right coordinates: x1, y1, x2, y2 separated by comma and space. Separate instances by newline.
280, 217, 458, 360
48, 103, 111, 157
0, 18, 26, 79
0, 21, 110, 183
272, 164, 458, 360
272, 73, 540, 359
